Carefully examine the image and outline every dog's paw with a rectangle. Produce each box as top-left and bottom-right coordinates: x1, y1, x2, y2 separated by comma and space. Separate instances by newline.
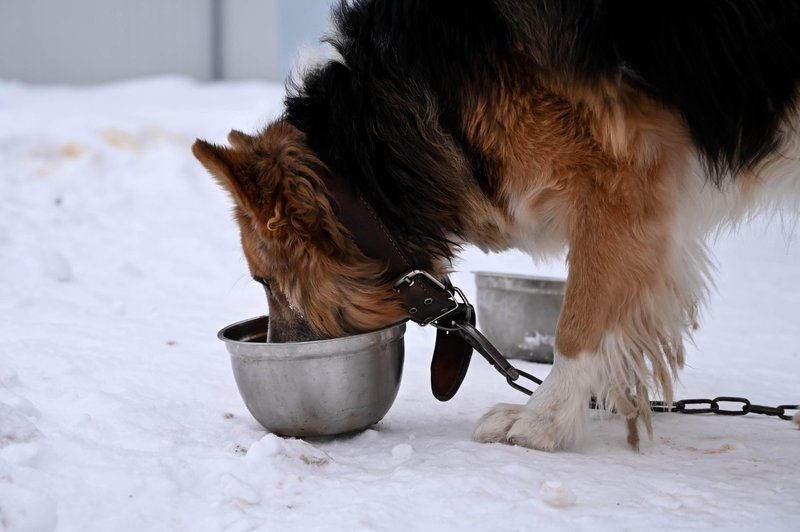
472, 400, 583, 450
473, 403, 523, 443
474, 354, 594, 450
505, 410, 563, 452
473, 400, 584, 451
505, 397, 586, 451
474, 381, 588, 451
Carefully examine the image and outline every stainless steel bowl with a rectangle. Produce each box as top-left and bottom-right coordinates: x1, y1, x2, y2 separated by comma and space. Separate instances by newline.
218, 316, 405, 437
474, 272, 566, 363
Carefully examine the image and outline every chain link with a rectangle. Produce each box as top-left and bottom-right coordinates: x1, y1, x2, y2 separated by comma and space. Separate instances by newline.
645, 396, 798, 421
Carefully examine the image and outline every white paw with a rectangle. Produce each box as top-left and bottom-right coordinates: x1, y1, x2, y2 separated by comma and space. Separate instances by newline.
506, 410, 562, 451
473, 403, 523, 443
473, 396, 585, 451
473, 353, 595, 451
505, 402, 584, 451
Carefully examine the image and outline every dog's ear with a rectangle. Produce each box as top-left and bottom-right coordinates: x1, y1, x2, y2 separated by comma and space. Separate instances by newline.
227, 129, 253, 149
225, 122, 330, 240
260, 136, 341, 246
192, 139, 253, 209
194, 123, 343, 248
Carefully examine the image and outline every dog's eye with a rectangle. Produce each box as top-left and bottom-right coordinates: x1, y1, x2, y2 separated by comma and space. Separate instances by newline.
253, 276, 272, 292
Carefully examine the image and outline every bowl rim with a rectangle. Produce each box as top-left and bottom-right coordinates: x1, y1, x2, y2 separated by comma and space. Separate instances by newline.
218, 316, 407, 360
472, 270, 566, 285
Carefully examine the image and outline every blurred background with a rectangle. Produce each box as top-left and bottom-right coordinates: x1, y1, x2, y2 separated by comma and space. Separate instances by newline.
0, 0, 335, 84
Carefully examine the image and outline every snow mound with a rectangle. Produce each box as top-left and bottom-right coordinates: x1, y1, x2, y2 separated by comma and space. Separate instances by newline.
0, 368, 21, 389
539, 480, 577, 507
245, 434, 333, 467
391, 443, 414, 460
39, 249, 73, 283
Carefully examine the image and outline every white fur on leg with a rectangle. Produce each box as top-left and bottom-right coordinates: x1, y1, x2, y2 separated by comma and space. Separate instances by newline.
471, 403, 524, 443
473, 351, 599, 451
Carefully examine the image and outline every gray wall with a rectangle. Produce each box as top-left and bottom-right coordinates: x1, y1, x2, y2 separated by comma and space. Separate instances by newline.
0, 0, 334, 84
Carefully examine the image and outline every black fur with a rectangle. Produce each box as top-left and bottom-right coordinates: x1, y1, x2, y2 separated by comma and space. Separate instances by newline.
284, 0, 800, 258
497, 0, 800, 179
604, 1, 800, 180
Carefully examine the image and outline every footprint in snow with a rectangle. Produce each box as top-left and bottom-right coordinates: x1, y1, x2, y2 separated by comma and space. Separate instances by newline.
0, 402, 40, 447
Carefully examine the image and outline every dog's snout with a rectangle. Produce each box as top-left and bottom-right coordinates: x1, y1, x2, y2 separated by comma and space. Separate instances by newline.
266, 320, 325, 343
264, 290, 327, 343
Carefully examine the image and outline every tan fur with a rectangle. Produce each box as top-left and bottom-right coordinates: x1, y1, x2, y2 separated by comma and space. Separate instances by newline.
461, 74, 697, 442
193, 122, 407, 338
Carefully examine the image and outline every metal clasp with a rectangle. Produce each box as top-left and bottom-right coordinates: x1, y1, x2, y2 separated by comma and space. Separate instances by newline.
393, 270, 466, 327
394, 271, 542, 397
393, 269, 447, 291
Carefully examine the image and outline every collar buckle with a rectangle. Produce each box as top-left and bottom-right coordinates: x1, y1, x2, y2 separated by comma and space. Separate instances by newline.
392, 270, 467, 327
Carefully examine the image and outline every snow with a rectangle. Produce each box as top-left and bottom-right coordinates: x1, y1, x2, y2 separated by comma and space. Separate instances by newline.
539, 480, 577, 508
520, 331, 555, 350
1, 76, 798, 531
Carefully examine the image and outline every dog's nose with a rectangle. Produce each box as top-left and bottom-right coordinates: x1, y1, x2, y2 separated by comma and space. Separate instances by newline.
264, 306, 326, 343
266, 322, 325, 343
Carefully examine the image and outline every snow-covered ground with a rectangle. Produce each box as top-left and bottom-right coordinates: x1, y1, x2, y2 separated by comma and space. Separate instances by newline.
1, 77, 798, 532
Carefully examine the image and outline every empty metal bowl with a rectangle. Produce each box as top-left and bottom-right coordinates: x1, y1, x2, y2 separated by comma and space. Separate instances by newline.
474, 272, 566, 363
218, 316, 405, 437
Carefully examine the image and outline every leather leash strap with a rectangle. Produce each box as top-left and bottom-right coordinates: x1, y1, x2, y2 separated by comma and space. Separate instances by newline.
322, 170, 474, 401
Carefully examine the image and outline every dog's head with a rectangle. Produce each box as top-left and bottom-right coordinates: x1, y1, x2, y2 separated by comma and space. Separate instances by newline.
193, 121, 407, 342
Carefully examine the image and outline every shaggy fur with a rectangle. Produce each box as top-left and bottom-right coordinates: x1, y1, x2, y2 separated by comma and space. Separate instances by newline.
194, 0, 800, 450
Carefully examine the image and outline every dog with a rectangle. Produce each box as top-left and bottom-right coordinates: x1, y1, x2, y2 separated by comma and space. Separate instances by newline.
194, 0, 800, 450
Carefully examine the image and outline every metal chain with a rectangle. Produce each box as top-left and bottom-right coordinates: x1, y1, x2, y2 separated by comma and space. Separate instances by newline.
647, 397, 799, 421
434, 288, 798, 423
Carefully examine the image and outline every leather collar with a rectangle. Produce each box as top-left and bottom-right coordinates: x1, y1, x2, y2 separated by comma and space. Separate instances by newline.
322, 170, 474, 400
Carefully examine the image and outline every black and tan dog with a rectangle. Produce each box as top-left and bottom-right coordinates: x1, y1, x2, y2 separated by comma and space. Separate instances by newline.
194, 0, 800, 450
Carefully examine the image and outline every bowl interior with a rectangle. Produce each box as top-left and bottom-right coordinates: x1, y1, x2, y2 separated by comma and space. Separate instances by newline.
218, 316, 406, 360
219, 315, 269, 343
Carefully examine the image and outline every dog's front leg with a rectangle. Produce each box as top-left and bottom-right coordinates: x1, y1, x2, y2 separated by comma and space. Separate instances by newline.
473, 245, 645, 451
474, 164, 683, 451
472, 253, 609, 451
